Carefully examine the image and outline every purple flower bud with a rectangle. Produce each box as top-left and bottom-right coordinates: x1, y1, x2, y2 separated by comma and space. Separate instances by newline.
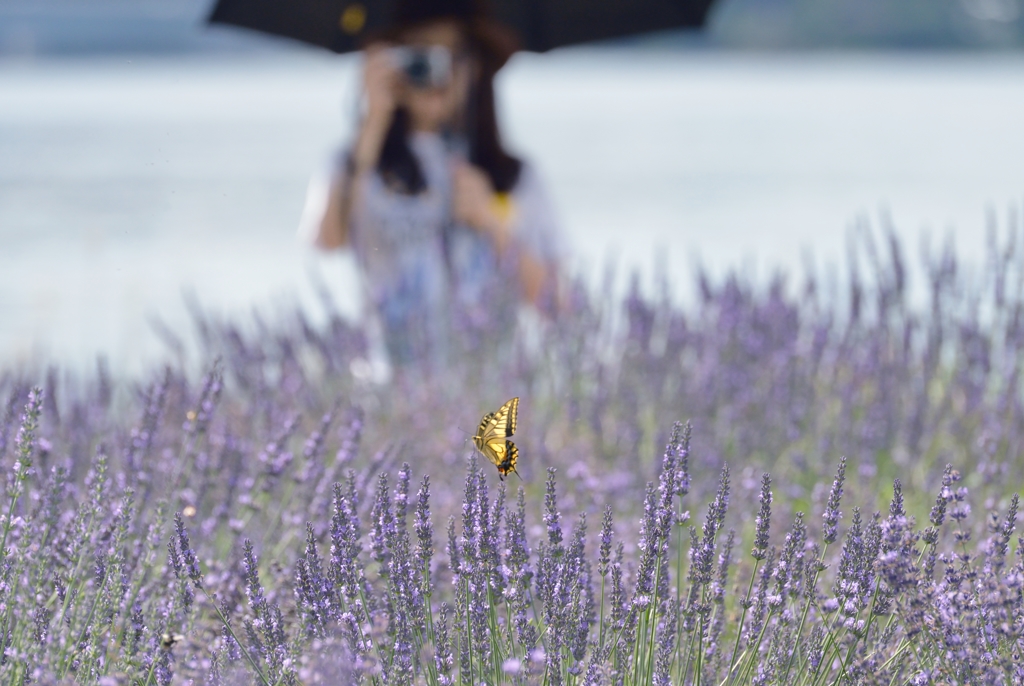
174, 513, 203, 587
598, 505, 614, 577
753, 473, 772, 560
822, 457, 846, 545
543, 468, 562, 548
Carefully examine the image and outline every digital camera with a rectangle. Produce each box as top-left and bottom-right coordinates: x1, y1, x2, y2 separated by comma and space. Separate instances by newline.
389, 46, 453, 89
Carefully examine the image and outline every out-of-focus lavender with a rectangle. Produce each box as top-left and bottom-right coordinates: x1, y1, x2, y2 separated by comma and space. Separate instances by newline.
1, 229, 1024, 682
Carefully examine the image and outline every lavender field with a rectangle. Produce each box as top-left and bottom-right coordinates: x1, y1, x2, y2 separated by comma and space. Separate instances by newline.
3, 227, 1024, 684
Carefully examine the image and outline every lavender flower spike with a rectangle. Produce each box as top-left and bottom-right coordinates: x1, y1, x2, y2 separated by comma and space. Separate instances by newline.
598, 504, 614, 578
544, 468, 563, 548
752, 473, 772, 561
822, 456, 846, 545
175, 512, 203, 587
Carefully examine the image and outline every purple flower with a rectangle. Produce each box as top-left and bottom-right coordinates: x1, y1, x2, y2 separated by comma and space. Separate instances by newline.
822, 456, 846, 545
297, 408, 334, 484
652, 609, 678, 686
773, 512, 807, 602
503, 487, 535, 649
889, 477, 905, 519
688, 464, 731, 597
598, 504, 614, 578
414, 475, 433, 594
929, 464, 959, 528
370, 472, 394, 568
7, 387, 43, 505
395, 462, 411, 522
991, 493, 1018, 566
543, 468, 563, 548
183, 364, 222, 437
434, 602, 454, 686
329, 476, 367, 606
832, 507, 868, 618
752, 473, 772, 560
167, 537, 194, 615
175, 513, 203, 587
242, 539, 266, 616
295, 522, 331, 637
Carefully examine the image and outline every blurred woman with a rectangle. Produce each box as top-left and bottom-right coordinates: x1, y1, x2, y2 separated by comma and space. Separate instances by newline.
310, 0, 563, 367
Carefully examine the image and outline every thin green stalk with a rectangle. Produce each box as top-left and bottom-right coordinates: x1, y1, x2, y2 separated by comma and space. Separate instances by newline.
58, 571, 110, 679
54, 509, 108, 668
465, 575, 474, 686
486, 586, 504, 686
0, 416, 37, 566
627, 605, 643, 686
724, 558, 760, 682
529, 591, 550, 656
140, 649, 161, 686
0, 495, 20, 568
809, 611, 851, 686
882, 641, 915, 686
832, 574, 885, 686
202, 587, 272, 686
693, 565, 715, 686
420, 597, 440, 686
683, 612, 701, 683
858, 543, 934, 673
780, 542, 829, 682
643, 554, 666, 685
502, 594, 517, 673
694, 612, 705, 686
717, 647, 750, 686
422, 570, 436, 641
736, 605, 779, 685
675, 517, 686, 671
343, 576, 389, 684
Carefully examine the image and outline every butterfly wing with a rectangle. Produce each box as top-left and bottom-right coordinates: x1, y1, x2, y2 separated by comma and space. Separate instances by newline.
493, 439, 519, 480
481, 437, 519, 480
473, 410, 498, 453
473, 398, 520, 477
500, 397, 518, 437
475, 398, 518, 444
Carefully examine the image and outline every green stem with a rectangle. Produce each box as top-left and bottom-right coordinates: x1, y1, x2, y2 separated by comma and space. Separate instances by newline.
203, 587, 272, 686
465, 575, 474, 686
724, 558, 760, 683
675, 518, 686, 676
643, 555, 665, 684
808, 615, 847, 686
780, 543, 828, 682
736, 606, 778, 685
140, 650, 161, 686
58, 571, 110, 679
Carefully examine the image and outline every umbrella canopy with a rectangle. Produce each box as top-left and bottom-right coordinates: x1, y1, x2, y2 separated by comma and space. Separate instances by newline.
208, 0, 717, 55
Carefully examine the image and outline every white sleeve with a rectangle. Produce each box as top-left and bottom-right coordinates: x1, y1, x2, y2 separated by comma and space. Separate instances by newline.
296, 147, 349, 246
511, 163, 566, 263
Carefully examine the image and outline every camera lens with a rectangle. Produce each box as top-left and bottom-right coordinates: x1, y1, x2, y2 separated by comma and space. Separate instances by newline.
392, 46, 451, 89
404, 53, 432, 87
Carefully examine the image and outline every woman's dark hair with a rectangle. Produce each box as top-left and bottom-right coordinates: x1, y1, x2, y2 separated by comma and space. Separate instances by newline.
377, 28, 522, 195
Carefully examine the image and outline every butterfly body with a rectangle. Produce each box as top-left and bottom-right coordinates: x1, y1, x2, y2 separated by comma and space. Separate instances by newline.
473, 397, 520, 480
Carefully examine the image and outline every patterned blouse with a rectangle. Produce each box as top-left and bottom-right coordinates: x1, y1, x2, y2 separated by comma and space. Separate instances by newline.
321, 132, 563, 366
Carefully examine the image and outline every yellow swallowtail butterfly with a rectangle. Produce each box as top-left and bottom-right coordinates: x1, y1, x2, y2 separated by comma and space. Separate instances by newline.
473, 397, 520, 480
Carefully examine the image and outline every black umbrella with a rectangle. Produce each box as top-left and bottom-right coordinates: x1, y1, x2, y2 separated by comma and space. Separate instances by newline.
208, 0, 717, 55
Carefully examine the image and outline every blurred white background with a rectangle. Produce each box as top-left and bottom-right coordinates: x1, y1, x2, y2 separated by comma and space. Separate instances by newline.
2, 48, 1024, 373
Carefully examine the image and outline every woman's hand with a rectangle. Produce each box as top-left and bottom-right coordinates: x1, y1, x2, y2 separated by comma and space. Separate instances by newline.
363, 44, 399, 123
453, 161, 511, 252
315, 45, 400, 250
352, 45, 400, 174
